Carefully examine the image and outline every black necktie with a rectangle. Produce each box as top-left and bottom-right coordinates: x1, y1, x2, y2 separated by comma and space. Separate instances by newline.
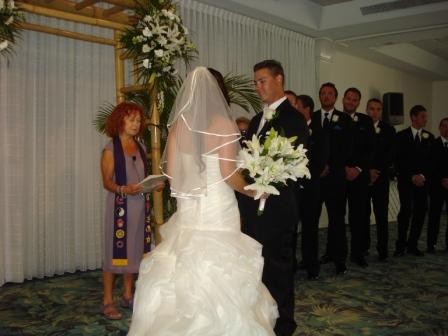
415, 133, 421, 146
323, 112, 330, 129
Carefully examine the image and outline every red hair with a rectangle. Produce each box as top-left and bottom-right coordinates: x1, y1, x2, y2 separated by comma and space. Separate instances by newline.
105, 102, 146, 137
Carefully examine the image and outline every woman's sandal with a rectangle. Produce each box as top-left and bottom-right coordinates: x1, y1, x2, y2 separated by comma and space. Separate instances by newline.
120, 296, 134, 309
101, 303, 122, 320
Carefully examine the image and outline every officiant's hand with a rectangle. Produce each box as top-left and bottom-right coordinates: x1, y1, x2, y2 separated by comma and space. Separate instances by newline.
154, 181, 165, 192
123, 183, 143, 195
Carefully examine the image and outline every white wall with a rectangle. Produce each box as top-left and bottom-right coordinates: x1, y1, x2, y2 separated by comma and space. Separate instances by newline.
317, 49, 435, 133
431, 81, 448, 134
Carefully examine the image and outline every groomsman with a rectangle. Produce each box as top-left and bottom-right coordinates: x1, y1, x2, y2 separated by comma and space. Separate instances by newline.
311, 82, 353, 275
342, 88, 375, 267
238, 60, 308, 336
427, 117, 448, 252
394, 105, 434, 256
365, 98, 396, 261
287, 92, 330, 279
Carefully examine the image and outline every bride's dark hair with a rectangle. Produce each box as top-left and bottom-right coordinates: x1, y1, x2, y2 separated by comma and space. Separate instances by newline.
207, 67, 231, 106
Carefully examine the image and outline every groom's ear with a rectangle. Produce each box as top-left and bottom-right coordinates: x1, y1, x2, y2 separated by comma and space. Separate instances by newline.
274, 74, 283, 86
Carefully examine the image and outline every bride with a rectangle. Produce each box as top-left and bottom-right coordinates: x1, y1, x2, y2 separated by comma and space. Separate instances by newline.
127, 66, 278, 336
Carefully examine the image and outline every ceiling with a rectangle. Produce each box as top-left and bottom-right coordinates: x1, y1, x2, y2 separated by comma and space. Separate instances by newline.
196, 0, 448, 80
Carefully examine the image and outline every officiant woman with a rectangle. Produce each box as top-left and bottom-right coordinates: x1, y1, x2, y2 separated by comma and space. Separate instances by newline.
100, 102, 152, 320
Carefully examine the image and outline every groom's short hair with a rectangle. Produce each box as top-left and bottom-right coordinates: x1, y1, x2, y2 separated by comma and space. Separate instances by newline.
254, 60, 284, 85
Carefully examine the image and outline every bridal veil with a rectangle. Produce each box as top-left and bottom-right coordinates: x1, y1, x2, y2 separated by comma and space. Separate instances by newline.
161, 66, 242, 198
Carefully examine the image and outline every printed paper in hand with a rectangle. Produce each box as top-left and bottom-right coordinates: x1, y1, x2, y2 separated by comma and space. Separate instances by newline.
139, 174, 167, 193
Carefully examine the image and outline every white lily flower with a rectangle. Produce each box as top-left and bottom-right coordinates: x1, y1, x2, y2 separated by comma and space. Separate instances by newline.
0, 40, 9, 51
142, 59, 151, 68
142, 44, 151, 53
154, 49, 164, 57
5, 15, 13, 26
157, 36, 168, 46
142, 27, 152, 37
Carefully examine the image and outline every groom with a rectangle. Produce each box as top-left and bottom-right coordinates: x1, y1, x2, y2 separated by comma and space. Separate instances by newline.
238, 60, 309, 336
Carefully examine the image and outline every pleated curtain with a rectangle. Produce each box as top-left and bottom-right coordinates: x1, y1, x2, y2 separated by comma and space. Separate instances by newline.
0, 2, 316, 286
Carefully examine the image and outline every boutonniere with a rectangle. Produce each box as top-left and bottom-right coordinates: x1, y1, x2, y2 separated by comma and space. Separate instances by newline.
263, 107, 278, 121
422, 132, 429, 139
332, 114, 339, 122
353, 115, 358, 122
375, 126, 381, 134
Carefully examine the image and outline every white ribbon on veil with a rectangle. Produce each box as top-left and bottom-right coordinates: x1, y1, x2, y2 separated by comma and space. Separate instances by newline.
160, 66, 242, 198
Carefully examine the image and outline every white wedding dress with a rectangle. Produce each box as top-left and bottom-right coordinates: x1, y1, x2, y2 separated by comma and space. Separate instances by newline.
128, 155, 278, 336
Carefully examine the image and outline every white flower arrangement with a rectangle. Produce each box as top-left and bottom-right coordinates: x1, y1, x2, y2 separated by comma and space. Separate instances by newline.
332, 114, 339, 122
0, 0, 24, 56
239, 127, 310, 215
121, 1, 196, 84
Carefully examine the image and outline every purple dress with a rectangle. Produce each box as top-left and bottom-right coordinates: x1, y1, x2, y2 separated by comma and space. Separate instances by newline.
103, 140, 146, 274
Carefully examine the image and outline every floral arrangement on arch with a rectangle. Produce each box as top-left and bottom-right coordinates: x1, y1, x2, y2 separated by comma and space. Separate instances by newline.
0, 0, 24, 56
120, 0, 196, 87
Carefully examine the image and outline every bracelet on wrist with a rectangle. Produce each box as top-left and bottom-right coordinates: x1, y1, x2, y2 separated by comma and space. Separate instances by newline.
117, 185, 126, 197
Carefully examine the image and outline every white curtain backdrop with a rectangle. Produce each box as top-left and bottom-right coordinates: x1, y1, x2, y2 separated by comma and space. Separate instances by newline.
0, 4, 317, 286
178, 0, 317, 116
0, 15, 115, 286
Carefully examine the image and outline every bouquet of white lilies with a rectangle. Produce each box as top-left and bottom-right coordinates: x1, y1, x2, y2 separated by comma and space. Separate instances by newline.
239, 128, 310, 215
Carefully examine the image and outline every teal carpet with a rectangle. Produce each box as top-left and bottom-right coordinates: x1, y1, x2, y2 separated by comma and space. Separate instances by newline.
1, 223, 447, 336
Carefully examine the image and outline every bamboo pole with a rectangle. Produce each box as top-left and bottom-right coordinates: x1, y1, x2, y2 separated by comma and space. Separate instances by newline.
148, 81, 164, 244
103, 6, 125, 17
102, 0, 136, 9
19, 22, 116, 46
19, 3, 130, 30
114, 30, 125, 103
75, 0, 99, 10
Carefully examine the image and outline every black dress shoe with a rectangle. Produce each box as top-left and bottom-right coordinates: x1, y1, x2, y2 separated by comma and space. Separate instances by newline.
407, 248, 424, 256
335, 263, 347, 275
307, 273, 320, 281
426, 246, 436, 254
393, 249, 405, 257
297, 260, 307, 270
350, 256, 368, 267
320, 254, 332, 264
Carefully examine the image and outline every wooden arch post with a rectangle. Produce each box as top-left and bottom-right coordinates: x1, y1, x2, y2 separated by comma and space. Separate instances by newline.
148, 81, 164, 244
114, 30, 125, 103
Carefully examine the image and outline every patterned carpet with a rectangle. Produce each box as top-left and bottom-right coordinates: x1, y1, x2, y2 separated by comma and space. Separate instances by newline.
0, 223, 447, 336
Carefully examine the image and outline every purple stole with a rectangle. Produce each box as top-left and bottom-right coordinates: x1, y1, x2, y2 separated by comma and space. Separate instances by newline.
112, 137, 152, 267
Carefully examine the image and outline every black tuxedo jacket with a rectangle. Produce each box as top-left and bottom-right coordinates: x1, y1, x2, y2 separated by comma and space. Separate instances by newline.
239, 99, 309, 240
311, 109, 354, 177
346, 112, 375, 173
395, 127, 434, 182
371, 120, 396, 174
431, 137, 448, 185
307, 122, 330, 179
